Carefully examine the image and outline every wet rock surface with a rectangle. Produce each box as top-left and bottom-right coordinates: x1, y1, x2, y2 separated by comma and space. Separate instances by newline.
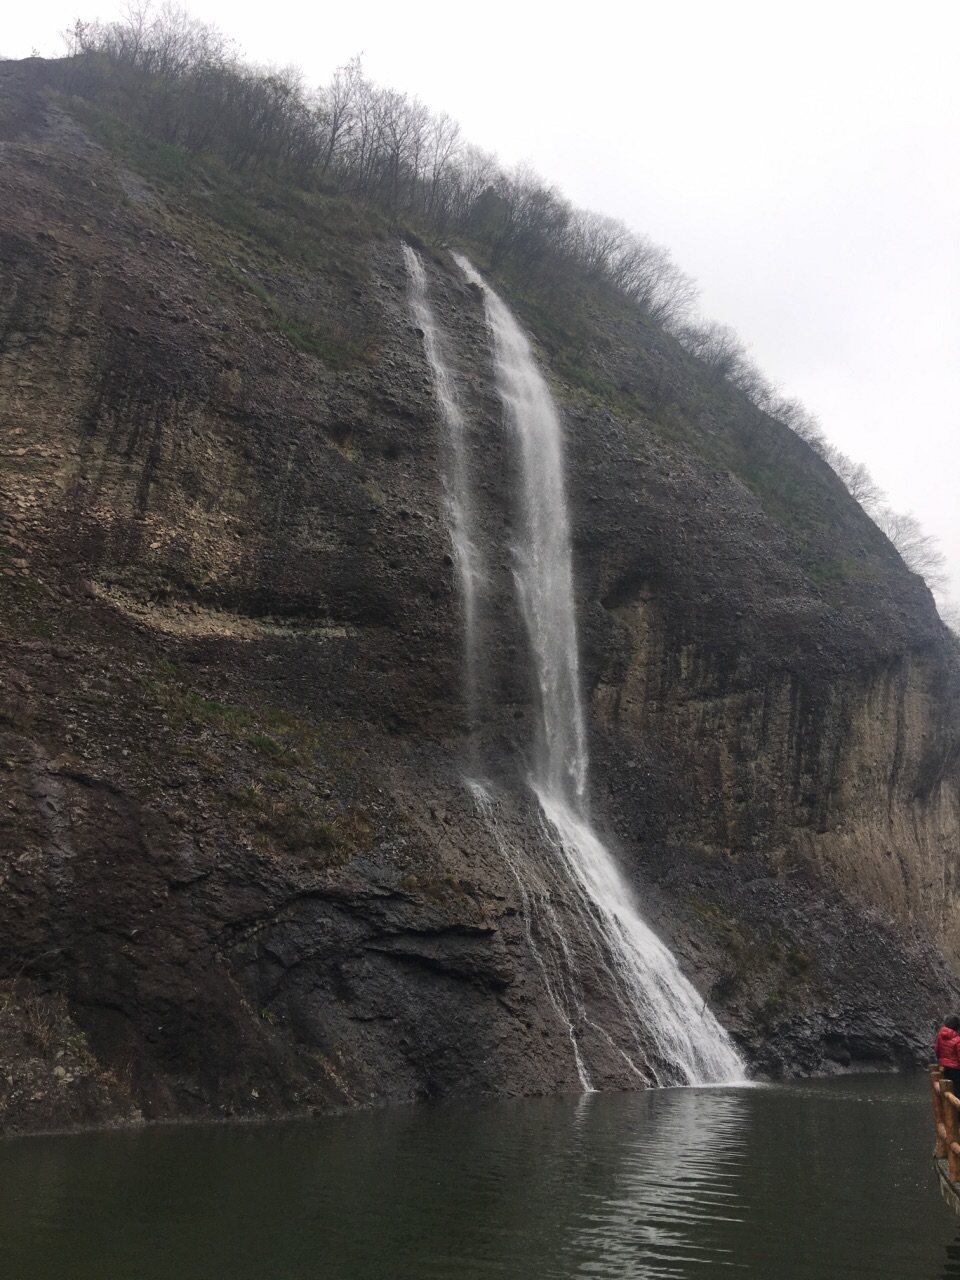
1, 59, 959, 1133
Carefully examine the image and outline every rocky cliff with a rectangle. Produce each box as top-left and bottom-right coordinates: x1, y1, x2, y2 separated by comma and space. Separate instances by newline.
2, 60, 959, 1135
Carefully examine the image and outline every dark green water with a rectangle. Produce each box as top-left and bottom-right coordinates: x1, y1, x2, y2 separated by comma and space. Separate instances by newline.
1, 1074, 958, 1279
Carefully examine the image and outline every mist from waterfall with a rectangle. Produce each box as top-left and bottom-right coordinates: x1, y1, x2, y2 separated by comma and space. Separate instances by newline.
407, 245, 745, 1087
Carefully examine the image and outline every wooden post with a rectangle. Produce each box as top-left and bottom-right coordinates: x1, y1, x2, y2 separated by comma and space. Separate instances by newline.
943, 1082, 960, 1183
932, 1065, 948, 1158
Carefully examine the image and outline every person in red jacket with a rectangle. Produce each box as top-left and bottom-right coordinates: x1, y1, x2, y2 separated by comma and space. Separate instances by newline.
936, 1016, 960, 1085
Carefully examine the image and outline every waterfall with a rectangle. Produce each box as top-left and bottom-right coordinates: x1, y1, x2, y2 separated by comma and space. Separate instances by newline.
406, 246, 745, 1087
402, 244, 484, 721
452, 262, 589, 810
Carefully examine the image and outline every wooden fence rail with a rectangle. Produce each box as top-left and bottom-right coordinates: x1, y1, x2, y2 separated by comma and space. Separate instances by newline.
929, 1063, 960, 1213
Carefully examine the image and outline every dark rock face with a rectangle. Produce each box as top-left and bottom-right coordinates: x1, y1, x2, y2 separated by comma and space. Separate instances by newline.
1, 60, 959, 1134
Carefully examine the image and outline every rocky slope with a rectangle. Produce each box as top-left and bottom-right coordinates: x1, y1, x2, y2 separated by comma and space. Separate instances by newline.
1, 59, 959, 1134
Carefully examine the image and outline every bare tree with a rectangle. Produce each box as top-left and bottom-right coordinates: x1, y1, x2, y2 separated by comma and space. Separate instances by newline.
677, 320, 747, 378
610, 236, 699, 326
831, 455, 884, 511
421, 112, 461, 226
567, 210, 629, 280
471, 165, 571, 269
318, 56, 362, 177
874, 507, 949, 591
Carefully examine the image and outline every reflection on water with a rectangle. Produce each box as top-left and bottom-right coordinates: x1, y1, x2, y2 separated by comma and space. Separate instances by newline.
0, 1075, 956, 1279
568, 1087, 750, 1276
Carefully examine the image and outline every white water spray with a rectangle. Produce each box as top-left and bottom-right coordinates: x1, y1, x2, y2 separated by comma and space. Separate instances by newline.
407, 246, 745, 1086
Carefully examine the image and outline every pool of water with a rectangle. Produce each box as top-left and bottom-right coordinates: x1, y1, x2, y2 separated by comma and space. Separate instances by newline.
1, 1074, 958, 1278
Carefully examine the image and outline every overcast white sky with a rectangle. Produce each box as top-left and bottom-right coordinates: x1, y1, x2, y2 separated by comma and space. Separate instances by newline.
7, 0, 960, 604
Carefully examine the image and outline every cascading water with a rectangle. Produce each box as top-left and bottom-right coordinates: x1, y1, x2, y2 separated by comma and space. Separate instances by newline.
402, 244, 484, 720
454, 262, 590, 811
407, 245, 745, 1087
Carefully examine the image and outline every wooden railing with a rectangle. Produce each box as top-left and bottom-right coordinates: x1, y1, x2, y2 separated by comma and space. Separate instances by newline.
930, 1064, 960, 1183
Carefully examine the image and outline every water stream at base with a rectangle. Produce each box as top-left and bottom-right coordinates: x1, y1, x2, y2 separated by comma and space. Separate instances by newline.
406, 247, 744, 1087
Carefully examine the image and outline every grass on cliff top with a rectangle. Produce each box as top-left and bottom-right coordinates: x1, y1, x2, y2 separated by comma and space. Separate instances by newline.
55, 95, 383, 368
61, 95, 385, 268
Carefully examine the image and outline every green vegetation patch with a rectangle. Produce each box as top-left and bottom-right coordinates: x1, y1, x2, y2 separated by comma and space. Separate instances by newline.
60, 95, 197, 189
691, 896, 816, 1024
0, 554, 54, 642
138, 665, 373, 866
54, 92, 381, 369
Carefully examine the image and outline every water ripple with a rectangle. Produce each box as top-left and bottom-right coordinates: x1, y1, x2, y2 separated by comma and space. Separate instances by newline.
0, 1076, 956, 1279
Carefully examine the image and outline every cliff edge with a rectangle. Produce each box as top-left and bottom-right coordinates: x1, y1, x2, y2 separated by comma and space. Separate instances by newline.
2, 60, 958, 1134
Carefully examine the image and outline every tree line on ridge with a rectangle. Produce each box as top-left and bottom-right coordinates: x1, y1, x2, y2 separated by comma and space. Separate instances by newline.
47, 3, 951, 612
